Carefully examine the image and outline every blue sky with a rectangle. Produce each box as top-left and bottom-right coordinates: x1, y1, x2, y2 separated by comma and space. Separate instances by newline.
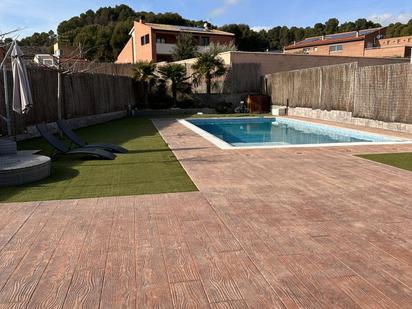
1, 0, 412, 37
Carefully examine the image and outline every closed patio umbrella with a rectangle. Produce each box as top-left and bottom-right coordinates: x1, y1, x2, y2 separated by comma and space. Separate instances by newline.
11, 43, 32, 114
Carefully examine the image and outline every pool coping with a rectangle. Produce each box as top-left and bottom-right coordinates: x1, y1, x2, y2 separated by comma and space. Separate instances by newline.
178, 117, 412, 150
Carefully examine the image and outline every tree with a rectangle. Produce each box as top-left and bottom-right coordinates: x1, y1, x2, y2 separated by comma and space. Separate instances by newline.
325, 18, 339, 34
95, 25, 114, 61
387, 20, 412, 37
339, 21, 356, 33
157, 63, 188, 106
133, 61, 157, 107
55, 5, 210, 62
207, 42, 237, 54
111, 20, 133, 57
313, 23, 326, 36
73, 25, 97, 60
172, 33, 197, 61
354, 18, 380, 31
192, 49, 226, 94
19, 4, 406, 62
219, 24, 267, 51
19, 30, 57, 47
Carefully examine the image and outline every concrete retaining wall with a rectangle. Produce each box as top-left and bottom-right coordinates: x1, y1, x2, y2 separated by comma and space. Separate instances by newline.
16, 111, 127, 141
288, 107, 412, 133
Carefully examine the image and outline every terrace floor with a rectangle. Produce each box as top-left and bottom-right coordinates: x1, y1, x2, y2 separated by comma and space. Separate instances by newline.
1, 118, 412, 308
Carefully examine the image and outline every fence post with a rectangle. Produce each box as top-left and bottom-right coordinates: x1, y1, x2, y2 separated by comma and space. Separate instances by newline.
57, 68, 64, 138
57, 72, 62, 120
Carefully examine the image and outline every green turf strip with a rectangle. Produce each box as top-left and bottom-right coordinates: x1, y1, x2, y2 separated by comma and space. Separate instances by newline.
357, 153, 412, 172
0, 117, 197, 202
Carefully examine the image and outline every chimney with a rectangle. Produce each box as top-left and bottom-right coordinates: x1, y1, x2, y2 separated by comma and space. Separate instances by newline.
139, 15, 146, 24
356, 31, 359, 37
204, 22, 210, 30
293, 41, 296, 45
321, 35, 325, 40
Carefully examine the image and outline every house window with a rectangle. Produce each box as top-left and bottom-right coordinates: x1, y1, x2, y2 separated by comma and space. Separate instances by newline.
156, 37, 166, 43
303, 47, 311, 54
329, 45, 343, 52
141, 34, 150, 45
201, 36, 210, 46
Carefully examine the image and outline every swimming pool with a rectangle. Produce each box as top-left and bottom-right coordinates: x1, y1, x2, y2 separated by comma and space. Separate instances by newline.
180, 117, 410, 149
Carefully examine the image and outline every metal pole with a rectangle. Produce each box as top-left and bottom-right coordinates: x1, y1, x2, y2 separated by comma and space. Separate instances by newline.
57, 72, 62, 121
1, 41, 15, 136
56, 53, 64, 138
3, 65, 11, 135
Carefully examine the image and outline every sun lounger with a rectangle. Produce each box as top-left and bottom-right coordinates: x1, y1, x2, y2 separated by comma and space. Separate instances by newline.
36, 123, 116, 160
57, 120, 128, 153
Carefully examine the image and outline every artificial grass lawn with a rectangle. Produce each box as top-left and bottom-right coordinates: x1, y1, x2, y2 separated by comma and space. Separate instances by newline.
0, 117, 197, 202
357, 153, 412, 172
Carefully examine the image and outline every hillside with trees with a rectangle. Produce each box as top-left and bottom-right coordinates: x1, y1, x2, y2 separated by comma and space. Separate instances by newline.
12, 4, 412, 62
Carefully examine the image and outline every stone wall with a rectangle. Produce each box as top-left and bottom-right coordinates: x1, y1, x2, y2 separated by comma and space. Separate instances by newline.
16, 111, 127, 141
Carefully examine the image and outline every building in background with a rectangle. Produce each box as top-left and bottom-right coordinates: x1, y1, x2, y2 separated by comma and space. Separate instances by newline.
33, 54, 56, 67
284, 27, 412, 58
116, 17, 234, 63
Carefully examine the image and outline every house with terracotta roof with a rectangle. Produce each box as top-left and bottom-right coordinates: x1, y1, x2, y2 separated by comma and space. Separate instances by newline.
284, 27, 412, 58
116, 17, 235, 63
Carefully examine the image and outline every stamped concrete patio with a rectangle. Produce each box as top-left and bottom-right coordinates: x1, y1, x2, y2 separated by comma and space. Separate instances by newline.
0, 117, 411, 308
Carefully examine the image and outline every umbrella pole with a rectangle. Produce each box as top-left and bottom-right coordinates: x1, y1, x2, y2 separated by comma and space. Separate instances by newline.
2, 66, 11, 136
1, 41, 15, 136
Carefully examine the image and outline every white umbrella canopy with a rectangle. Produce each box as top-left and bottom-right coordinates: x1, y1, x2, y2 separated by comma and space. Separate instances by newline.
11, 43, 33, 114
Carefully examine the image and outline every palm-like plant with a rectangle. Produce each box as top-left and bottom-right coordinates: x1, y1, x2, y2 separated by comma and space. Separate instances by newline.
133, 61, 157, 108
157, 63, 188, 107
192, 48, 226, 94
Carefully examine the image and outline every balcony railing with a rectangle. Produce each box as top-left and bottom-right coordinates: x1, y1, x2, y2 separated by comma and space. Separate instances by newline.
156, 43, 208, 55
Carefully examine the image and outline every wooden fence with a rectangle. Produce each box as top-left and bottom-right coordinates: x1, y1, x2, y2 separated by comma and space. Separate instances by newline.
265, 62, 412, 124
62, 61, 134, 77
354, 63, 412, 123
0, 66, 142, 135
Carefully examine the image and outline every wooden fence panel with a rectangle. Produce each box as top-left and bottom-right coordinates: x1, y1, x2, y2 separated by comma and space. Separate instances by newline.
62, 61, 134, 77
0, 66, 141, 135
265, 62, 412, 124
320, 63, 356, 112
354, 63, 412, 123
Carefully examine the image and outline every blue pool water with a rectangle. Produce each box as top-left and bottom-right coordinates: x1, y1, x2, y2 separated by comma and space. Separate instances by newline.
187, 118, 406, 147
